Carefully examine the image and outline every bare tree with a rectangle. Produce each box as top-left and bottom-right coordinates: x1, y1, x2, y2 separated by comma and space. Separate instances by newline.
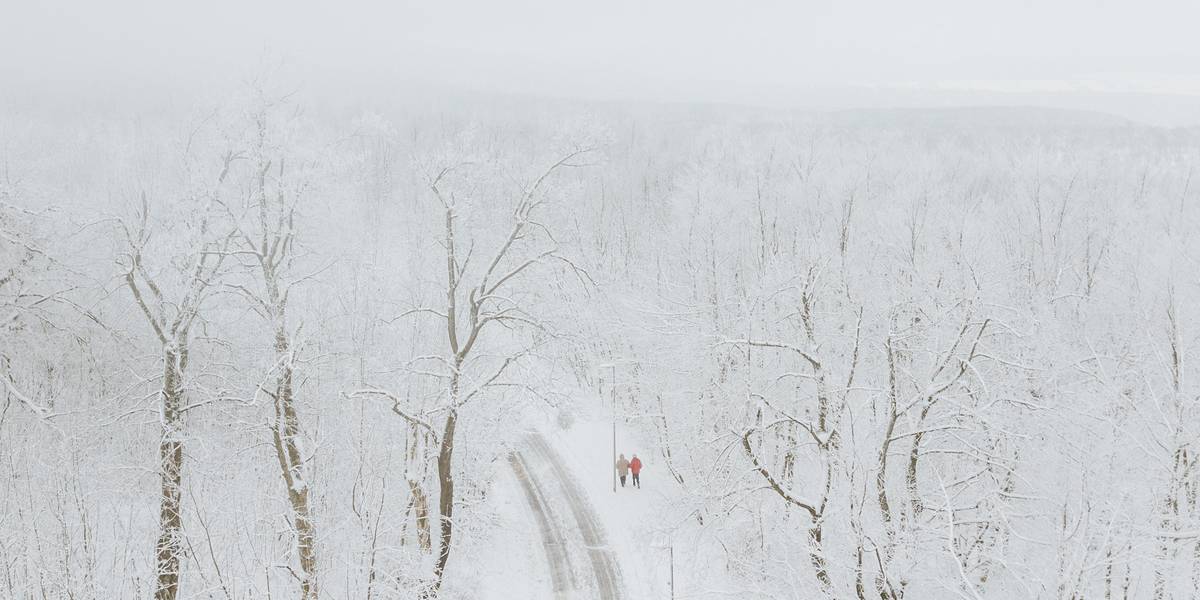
354, 147, 590, 596
0, 201, 59, 419
219, 99, 322, 599
424, 149, 590, 595
1153, 289, 1197, 600
731, 271, 862, 597
119, 185, 233, 600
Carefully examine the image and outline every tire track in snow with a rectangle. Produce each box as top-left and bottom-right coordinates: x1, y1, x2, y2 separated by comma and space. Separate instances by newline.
526, 433, 625, 600
508, 451, 577, 597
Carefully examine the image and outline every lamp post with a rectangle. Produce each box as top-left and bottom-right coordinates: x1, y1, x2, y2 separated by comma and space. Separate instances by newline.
610, 363, 617, 493
599, 363, 620, 493
652, 538, 675, 600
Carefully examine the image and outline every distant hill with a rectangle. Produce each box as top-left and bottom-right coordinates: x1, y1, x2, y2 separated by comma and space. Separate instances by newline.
823, 105, 1136, 130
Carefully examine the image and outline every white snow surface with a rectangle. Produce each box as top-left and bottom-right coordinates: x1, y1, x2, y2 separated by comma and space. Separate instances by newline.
457, 413, 688, 600
448, 462, 553, 600
546, 418, 674, 600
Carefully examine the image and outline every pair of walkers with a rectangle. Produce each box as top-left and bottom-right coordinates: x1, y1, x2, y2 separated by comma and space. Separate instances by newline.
615, 453, 643, 488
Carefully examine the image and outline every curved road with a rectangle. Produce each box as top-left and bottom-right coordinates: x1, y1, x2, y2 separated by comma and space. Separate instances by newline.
509, 433, 624, 600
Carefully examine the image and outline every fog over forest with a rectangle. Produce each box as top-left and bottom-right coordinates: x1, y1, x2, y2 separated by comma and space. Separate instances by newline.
4, 3, 1200, 599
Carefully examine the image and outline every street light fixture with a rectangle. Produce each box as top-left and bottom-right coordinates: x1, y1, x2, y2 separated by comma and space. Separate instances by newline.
596, 362, 621, 493
652, 538, 675, 600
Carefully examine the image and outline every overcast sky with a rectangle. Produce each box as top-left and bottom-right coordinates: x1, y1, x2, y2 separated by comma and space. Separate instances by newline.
4, 1, 1200, 116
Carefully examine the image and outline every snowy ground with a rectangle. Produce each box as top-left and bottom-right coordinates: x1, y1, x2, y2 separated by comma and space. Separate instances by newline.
461, 399, 736, 600
547, 419, 678, 600
464, 422, 630, 599
450, 460, 553, 600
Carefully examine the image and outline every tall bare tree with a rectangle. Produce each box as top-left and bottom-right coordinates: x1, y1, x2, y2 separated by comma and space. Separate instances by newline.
119, 185, 233, 600
219, 98, 323, 599
354, 147, 590, 596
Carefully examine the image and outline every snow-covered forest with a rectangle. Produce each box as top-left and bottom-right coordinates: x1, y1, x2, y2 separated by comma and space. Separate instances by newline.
3, 79, 1200, 600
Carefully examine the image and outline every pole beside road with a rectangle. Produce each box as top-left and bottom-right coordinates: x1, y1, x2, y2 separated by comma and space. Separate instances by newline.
610, 364, 617, 493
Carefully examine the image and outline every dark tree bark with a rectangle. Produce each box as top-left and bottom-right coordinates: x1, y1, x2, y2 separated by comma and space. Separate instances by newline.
154, 347, 185, 600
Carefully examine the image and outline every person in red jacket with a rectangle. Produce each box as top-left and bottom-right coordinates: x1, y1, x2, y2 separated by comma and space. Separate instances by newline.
629, 454, 643, 488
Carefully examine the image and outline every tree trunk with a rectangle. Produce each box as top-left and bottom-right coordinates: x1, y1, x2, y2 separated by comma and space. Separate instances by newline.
808, 524, 833, 595
905, 400, 933, 516
873, 340, 901, 600
409, 479, 433, 552
854, 543, 867, 600
155, 347, 185, 600
1154, 444, 1185, 600
270, 341, 319, 600
427, 406, 459, 597
877, 340, 899, 535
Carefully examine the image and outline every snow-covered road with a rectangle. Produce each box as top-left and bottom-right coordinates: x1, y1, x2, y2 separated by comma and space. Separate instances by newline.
509, 432, 625, 600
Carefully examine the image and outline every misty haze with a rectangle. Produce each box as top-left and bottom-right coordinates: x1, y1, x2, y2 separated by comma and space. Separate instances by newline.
3, 2, 1200, 599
